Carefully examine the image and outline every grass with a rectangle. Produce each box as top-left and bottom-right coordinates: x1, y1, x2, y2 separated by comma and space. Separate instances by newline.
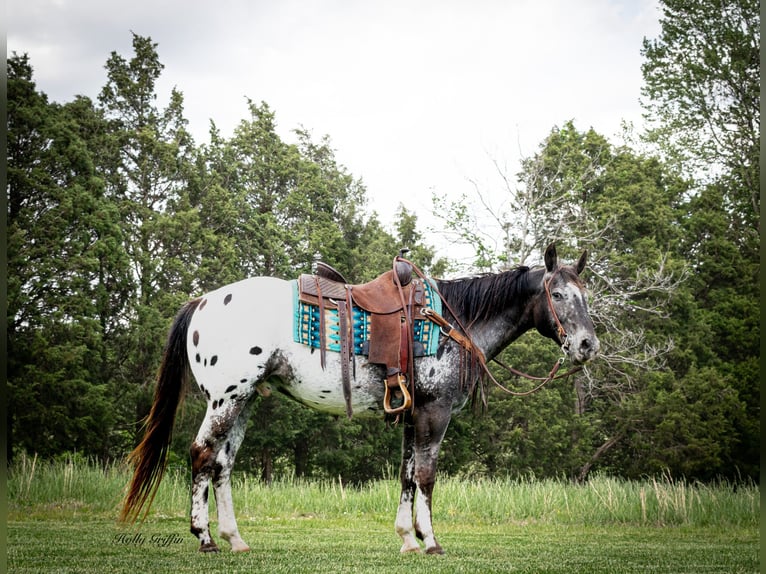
7, 453, 761, 573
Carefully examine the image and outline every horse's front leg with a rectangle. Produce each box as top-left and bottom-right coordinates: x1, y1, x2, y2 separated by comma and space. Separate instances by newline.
412, 401, 451, 555
394, 415, 420, 553
394, 403, 451, 554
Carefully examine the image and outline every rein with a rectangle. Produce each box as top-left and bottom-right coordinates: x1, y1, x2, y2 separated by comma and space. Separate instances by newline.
401, 257, 581, 398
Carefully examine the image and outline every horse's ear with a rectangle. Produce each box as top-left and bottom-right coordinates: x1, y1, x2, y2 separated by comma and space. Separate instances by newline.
544, 243, 558, 272
575, 250, 588, 275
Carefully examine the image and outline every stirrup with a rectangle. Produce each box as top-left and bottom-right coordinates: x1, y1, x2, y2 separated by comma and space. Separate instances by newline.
384, 375, 412, 415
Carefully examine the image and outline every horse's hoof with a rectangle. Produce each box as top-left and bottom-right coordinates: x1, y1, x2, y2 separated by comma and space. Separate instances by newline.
231, 544, 250, 553
425, 545, 445, 555
199, 542, 220, 553
400, 543, 421, 554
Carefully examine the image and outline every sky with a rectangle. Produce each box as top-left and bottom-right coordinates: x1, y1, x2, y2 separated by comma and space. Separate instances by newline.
7, 0, 662, 267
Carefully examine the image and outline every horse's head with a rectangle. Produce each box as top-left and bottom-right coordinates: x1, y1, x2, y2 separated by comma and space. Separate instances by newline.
535, 243, 600, 366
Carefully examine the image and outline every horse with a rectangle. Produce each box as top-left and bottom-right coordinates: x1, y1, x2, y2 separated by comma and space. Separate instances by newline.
120, 243, 599, 555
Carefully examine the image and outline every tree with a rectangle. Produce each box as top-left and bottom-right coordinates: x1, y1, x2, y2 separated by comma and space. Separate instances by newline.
641, 0, 760, 237
529, 126, 693, 480
97, 33, 197, 444
7, 54, 130, 459
179, 101, 447, 482
431, 119, 752, 481
641, 0, 760, 480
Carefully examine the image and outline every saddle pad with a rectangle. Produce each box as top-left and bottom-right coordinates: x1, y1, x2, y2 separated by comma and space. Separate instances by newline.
292, 279, 442, 357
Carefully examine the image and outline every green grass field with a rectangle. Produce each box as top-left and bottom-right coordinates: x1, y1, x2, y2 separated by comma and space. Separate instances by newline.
7, 455, 760, 573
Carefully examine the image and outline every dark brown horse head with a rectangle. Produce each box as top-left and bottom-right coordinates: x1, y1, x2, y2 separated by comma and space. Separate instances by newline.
537, 243, 599, 365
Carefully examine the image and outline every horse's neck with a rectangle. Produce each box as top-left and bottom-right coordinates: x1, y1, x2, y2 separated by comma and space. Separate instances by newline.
463, 268, 544, 360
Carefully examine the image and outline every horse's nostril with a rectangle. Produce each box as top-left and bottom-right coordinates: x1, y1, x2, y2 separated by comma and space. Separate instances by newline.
581, 338, 592, 350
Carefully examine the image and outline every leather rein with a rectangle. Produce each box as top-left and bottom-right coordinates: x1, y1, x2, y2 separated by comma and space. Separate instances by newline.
402, 258, 582, 398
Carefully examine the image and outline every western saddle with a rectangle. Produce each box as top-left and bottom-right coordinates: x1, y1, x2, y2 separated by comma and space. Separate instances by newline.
297, 250, 429, 417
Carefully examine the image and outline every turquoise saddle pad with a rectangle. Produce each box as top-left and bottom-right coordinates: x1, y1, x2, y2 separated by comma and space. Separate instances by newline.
292, 279, 442, 357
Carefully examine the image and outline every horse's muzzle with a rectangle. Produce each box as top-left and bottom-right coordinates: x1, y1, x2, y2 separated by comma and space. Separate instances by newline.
568, 333, 600, 365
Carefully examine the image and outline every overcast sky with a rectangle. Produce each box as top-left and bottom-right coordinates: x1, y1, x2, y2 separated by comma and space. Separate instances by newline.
8, 0, 661, 265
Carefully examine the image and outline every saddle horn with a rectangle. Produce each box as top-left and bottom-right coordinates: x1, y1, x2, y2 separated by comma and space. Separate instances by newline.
394, 248, 413, 287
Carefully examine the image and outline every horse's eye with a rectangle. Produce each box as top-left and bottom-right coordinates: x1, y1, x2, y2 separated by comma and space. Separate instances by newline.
552, 291, 564, 300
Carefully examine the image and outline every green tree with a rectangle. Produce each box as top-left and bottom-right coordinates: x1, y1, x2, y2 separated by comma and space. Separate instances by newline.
7, 41, 457, 481
432, 120, 752, 481
641, 0, 759, 479
7, 54, 130, 459
185, 124, 244, 292
97, 33, 197, 443
641, 0, 760, 236
178, 101, 445, 482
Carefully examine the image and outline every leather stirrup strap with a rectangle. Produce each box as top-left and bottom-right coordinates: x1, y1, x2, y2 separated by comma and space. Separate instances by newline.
404, 283, 416, 404
337, 299, 353, 419
314, 276, 327, 369
384, 255, 415, 416
347, 285, 356, 381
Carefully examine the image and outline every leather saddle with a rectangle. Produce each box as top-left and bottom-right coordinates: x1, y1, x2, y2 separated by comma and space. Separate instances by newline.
298, 253, 427, 417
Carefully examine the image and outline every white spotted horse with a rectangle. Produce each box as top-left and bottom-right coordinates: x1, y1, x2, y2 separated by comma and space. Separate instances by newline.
120, 243, 599, 555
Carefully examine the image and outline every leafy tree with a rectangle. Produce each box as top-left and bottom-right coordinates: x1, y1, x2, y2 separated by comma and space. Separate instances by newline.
641, 0, 760, 480
185, 124, 244, 292
432, 119, 752, 481
641, 0, 760, 236
7, 54, 130, 459
178, 99, 446, 481
97, 33, 197, 443
189, 101, 374, 281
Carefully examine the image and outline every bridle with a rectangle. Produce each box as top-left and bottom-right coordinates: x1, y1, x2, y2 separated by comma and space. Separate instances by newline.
486, 267, 581, 396
543, 267, 570, 352
416, 261, 582, 398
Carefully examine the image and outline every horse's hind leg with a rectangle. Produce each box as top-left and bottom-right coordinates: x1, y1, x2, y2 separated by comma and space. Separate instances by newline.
190, 398, 253, 553
212, 400, 254, 552
190, 431, 219, 552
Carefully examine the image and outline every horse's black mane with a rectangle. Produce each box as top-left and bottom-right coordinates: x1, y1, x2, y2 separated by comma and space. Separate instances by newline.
435, 266, 535, 323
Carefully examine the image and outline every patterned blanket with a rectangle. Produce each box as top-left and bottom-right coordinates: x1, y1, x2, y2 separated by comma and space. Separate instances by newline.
292, 278, 442, 357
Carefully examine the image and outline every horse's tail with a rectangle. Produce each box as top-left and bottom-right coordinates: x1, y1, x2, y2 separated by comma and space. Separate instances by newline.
120, 298, 201, 523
